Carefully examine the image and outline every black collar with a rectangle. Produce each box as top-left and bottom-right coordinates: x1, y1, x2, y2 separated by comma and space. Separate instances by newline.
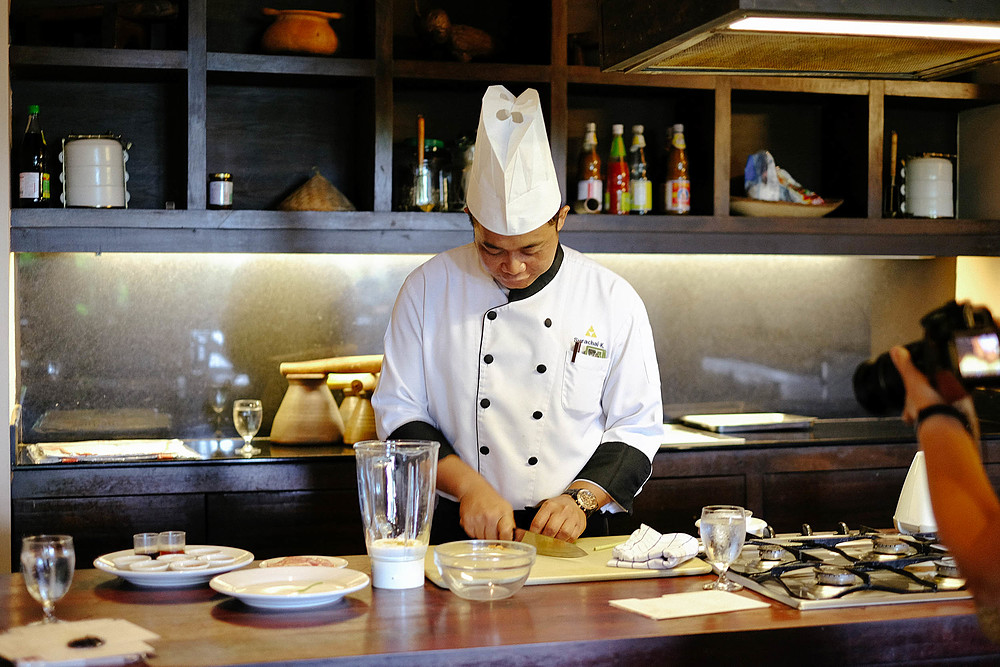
507, 245, 564, 302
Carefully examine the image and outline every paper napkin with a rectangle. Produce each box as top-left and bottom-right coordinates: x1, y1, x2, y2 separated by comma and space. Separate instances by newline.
610, 590, 770, 620
0, 618, 159, 666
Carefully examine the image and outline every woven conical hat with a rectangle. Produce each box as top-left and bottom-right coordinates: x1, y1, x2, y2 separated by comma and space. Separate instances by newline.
278, 171, 356, 211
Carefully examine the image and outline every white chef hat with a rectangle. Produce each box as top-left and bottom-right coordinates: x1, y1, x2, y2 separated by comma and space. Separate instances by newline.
465, 85, 562, 236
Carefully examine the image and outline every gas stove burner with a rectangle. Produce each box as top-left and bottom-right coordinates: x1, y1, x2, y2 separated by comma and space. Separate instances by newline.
758, 544, 786, 561
934, 557, 961, 579
872, 536, 909, 554
814, 565, 857, 586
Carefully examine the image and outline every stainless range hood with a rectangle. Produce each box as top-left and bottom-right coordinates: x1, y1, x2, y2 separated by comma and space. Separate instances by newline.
601, 0, 1000, 79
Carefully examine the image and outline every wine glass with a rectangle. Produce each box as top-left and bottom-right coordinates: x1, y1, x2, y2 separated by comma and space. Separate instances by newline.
20, 535, 75, 624
233, 398, 263, 456
699, 505, 747, 592
209, 383, 230, 437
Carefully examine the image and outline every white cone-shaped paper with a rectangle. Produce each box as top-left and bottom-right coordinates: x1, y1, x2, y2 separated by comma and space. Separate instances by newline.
465, 85, 561, 236
894, 451, 938, 534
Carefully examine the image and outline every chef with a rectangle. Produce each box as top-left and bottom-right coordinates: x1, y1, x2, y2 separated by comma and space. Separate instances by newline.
372, 85, 663, 543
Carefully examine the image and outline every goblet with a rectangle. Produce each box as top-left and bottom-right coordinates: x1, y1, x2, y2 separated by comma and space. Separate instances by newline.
20, 534, 75, 624
699, 505, 746, 591
233, 398, 263, 456
209, 384, 230, 437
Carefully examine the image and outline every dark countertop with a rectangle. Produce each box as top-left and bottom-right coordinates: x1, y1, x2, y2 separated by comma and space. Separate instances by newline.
13, 417, 1000, 468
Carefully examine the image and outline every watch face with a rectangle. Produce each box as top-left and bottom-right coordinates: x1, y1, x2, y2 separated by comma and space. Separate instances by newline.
576, 489, 599, 511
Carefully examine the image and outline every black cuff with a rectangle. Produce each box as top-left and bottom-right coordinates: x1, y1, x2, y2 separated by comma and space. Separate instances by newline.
387, 421, 456, 459
576, 441, 652, 513
916, 404, 973, 435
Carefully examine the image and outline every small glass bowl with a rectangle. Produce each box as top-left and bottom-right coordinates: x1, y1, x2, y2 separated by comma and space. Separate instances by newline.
434, 540, 535, 601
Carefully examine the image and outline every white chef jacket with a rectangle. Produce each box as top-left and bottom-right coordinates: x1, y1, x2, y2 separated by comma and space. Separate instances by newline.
372, 243, 662, 513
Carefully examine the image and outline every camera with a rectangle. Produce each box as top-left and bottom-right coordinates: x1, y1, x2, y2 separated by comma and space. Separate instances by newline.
853, 300, 1000, 415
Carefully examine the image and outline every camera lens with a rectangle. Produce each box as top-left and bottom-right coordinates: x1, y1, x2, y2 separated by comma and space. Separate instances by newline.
852, 351, 906, 415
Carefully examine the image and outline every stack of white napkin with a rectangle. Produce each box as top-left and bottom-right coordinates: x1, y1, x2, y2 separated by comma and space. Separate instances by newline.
607, 524, 699, 570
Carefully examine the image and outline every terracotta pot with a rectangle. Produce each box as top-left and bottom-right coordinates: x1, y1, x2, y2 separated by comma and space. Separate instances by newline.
261, 8, 343, 56
270, 373, 345, 444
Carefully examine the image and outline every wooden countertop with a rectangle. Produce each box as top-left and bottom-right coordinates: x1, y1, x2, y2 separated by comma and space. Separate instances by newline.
3, 558, 998, 665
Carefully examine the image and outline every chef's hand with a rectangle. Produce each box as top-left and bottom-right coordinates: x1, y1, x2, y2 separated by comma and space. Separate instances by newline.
889, 346, 978, 439
530, 495, 588, 542
530, 483, 609, 542
457, 478, 516, 541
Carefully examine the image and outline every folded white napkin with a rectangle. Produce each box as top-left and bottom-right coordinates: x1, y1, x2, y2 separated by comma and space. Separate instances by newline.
607, 524, 699, 570
610, 589, 770, 620
0, 618, 159, 666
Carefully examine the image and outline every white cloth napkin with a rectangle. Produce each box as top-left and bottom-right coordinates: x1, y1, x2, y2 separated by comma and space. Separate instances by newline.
610, 590, 770, 620
0, 618, 159, 666
607, 524, 699, 570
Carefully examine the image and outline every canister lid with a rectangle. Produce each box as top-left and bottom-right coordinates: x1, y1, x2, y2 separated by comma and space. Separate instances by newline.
210, 173, 232, 180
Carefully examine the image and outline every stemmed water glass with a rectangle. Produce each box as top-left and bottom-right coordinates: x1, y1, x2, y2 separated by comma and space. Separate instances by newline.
233, 398, 263, 456
699, 505, 747, 592
20, 535, 76, 624
209, 383, 230, 437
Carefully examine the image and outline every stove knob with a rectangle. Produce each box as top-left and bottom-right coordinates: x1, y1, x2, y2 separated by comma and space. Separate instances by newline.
800, 523, 813, 536
837, 522, 850, 535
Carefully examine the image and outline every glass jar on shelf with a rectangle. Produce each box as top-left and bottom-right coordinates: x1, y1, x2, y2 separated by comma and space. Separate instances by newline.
394, 138, 454, 212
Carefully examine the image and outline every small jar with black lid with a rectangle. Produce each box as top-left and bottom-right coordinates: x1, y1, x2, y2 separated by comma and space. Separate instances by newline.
208, 172, 233, 209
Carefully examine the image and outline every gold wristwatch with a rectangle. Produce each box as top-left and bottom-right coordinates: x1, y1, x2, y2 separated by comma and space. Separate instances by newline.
563, 488, 599, 517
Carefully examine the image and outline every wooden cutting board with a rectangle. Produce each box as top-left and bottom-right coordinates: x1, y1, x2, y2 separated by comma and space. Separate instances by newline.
425, 535, 711, 587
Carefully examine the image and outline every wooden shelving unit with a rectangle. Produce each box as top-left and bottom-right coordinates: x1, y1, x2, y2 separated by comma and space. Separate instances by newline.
9, 0, 1000, 256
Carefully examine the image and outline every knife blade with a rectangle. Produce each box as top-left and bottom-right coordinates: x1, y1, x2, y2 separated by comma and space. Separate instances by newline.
514, 528, 588, 558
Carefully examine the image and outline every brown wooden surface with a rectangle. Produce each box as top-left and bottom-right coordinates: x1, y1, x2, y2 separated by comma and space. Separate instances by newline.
1, 560, 998, 665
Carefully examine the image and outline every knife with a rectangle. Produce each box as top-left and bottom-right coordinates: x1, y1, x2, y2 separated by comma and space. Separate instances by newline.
514, 528, 588, 558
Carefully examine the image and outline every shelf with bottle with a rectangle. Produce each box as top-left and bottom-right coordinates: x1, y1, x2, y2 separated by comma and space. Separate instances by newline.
11, 72, 188, 211
566, 84, 714, 216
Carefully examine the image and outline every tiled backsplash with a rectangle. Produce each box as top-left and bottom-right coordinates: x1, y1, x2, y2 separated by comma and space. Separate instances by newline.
14, 250, 955, 443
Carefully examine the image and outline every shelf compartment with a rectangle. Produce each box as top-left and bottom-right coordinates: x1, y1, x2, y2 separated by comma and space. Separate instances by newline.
206, 72, 375, 211
567, 83, 714, 215
207, 0, 374, 60
11, 0, 187, 51
393, 0, 550, 66
731, 89, 869, 218
11, 71, 188, 210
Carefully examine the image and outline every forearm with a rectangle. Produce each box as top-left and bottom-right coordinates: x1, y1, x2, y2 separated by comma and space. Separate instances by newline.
437, 454, 489, 499
919, 415, 1000, 601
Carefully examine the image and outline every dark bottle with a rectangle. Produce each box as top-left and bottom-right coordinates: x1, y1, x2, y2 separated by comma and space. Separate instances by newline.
18, 105, 50, 207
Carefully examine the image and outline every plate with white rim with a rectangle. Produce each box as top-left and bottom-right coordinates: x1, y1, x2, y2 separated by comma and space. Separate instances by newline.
210, 566, 370, 609
93, 545, 254, 588
259, 555, 349, 568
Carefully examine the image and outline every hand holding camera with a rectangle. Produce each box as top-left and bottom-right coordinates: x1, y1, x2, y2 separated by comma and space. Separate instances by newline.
853, 300, 1000, 415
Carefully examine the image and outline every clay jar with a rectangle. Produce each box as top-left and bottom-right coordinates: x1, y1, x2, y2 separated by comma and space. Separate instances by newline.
261, 8, 343, 56
270, 373, 345, 444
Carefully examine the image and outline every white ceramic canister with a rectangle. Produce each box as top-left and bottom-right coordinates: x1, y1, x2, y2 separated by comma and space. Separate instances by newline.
60, 135, 130, 208
899, 154, 954, 219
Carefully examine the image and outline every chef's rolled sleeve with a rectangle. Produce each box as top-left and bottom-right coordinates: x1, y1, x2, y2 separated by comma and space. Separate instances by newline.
577, 441, 653, 512
387, 420, 456, 459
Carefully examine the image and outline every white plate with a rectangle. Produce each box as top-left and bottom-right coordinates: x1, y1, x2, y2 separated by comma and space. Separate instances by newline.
210, 566, 370, 609
259, 555, 349, 568
94, 545, 253, 588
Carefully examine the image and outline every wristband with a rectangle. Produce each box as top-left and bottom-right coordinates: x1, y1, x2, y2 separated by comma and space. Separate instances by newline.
915, 404, 973, 435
